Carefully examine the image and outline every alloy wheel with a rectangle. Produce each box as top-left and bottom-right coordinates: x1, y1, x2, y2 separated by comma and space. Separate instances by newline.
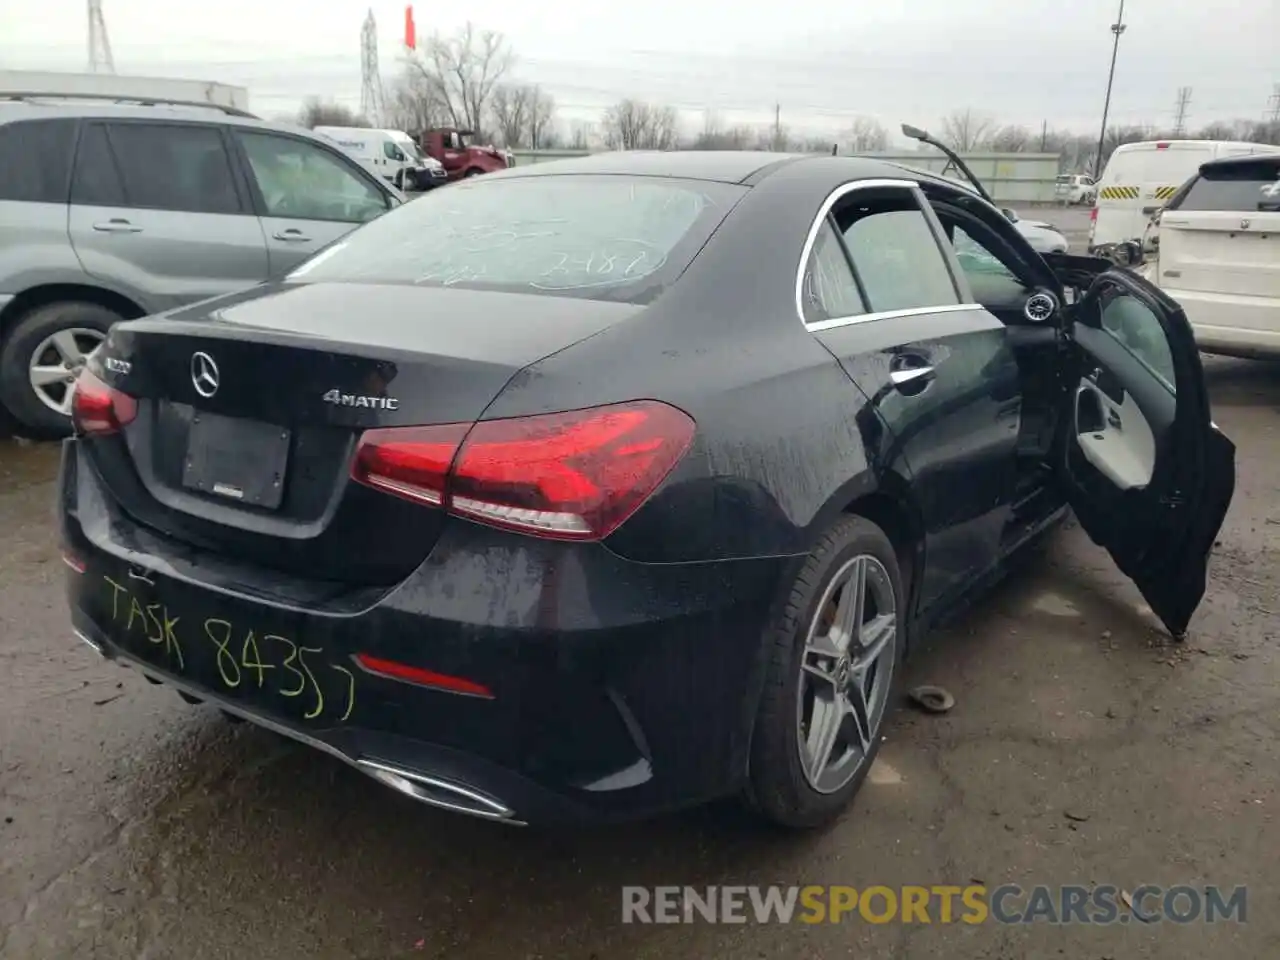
795, 553, 897, 795
28, 327, 105, 415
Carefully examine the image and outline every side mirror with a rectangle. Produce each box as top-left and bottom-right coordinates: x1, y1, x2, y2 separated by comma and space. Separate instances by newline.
1002, 208, 1018, 223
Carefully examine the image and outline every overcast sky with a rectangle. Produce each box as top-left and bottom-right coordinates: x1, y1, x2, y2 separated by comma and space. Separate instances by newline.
3, 0, 1276, 138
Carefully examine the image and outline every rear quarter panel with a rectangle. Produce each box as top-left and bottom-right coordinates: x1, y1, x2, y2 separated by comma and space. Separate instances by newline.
478, 163, 914, 565
0, 201, 80, 295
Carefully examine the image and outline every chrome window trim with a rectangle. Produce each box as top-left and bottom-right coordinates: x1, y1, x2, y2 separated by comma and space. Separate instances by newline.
805, 302, 985, 333
795, 176, 976, 330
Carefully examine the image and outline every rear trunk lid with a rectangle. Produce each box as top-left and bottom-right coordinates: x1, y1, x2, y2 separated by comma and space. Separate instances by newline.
88, 281, 641, 586
1158, 157, 1280, 306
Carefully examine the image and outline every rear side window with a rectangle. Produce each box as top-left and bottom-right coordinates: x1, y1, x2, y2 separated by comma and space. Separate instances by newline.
1172, 159, 1280, 212
287, 175, 747, 303
0, 118, 76, 203
802, 220, 867, 323
71, 123, 127, 206
103, 122, 242, 215
834, 189, 960, 313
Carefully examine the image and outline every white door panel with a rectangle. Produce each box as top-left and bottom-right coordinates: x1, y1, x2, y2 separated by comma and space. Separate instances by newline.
1074, 379, 1155, 491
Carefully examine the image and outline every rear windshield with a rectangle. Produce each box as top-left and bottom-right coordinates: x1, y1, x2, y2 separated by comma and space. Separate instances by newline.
1169, 159, 1280, 212
1055, 175, 1071, 184
287, 174, 747, 303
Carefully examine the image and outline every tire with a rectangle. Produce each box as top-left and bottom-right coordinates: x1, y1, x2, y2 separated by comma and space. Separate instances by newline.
0, 301, 121, 440
463, 168, 482, 178
744, 515, 906, 829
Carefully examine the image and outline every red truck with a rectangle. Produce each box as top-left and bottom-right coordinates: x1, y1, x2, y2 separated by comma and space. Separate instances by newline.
416, 128, 511, 181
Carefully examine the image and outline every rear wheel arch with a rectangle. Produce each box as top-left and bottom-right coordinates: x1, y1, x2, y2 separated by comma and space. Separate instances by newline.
0, 286, 144, 439
841, 488, 924, 644
0, 283, 146, 339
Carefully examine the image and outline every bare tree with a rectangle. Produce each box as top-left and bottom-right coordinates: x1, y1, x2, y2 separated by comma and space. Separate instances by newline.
601, 99, 680, 150
490, 83, 532, 147
754, 124, 791, 152
940, 109, 994, 151
489, 83, 557, 149
988, 124, 1033, 152
527, 86, 557, 149
298, 98, 366, 129
385, 67, 448, 134
406, 22, 514, 136
692, 109, 754, 150
844, 117, 889, 153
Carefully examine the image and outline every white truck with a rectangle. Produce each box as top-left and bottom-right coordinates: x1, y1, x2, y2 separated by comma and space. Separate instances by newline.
313, 127, 447, 192
1089, 139, 1280, 254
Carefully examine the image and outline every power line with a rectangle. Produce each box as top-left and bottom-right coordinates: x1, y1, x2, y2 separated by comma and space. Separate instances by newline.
1173, 86, 1192, 136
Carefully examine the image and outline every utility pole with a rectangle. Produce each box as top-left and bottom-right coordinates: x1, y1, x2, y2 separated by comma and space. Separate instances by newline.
1093, 0, 1127, 178
1269, 83, 1280, 123
1040, 119, 1048, 151
1173, 86, 1192, 136
773, 103, 782, 151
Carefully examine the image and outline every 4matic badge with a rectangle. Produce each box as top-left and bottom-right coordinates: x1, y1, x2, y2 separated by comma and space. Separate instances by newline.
322, 389, 400, 410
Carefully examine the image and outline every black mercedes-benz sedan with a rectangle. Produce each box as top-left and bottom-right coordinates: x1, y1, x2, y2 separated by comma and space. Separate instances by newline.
58, 149, 1234, 828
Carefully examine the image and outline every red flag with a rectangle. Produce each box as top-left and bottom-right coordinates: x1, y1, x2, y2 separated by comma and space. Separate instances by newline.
404, 5, 416, 50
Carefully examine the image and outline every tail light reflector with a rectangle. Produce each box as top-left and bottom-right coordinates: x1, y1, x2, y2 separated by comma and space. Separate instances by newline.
351, 400, 696, 541
355, 653, 493, 698
71, 368, 137, 436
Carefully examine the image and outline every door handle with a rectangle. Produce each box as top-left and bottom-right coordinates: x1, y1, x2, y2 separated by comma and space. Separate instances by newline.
1107, 409, 1122, 429
92, 219, 142, 233
272, 229, 313, 242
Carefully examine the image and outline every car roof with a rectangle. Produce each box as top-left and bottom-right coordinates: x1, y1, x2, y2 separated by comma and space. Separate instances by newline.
499, 150, 941, 186
1199, 153, 1280, 174
0, 99, 324, 140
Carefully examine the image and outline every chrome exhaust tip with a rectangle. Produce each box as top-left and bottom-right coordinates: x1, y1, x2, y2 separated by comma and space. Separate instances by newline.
357, 758, 523, 825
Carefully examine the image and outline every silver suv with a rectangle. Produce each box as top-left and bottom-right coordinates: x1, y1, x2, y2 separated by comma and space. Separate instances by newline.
0, 96, 403, 438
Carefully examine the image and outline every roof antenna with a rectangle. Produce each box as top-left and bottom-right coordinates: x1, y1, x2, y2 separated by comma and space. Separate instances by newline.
901, 122, 996, 207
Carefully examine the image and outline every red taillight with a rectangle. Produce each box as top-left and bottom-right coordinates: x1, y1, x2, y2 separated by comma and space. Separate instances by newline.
351, 422, 470, 506
1090, 206, 1098, 222
351, 400, 696, 540
70, 368, 137, 436
1155, 142, 1170, 150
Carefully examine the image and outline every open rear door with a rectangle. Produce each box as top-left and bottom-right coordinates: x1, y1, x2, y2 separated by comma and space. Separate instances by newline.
1057, 269, 1235, 638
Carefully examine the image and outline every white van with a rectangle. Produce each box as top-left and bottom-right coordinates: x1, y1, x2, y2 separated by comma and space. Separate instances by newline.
1149, 154, 1280, 359
313, 127, 446, 191
1089, 140, 1280, 252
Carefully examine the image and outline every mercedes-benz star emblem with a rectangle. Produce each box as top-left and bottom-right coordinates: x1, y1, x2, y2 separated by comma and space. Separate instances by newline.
191, 351, 220, 398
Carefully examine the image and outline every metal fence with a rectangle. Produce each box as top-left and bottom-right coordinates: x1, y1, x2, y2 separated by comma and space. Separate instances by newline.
509, 149, 1063, 204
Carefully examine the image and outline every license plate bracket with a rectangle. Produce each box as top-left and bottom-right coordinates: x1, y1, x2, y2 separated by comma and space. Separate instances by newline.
182, 412, 290, 510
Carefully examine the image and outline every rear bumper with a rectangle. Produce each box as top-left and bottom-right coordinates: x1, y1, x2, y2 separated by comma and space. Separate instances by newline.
1165, 288, 1280, 358
59, 441, 791, 825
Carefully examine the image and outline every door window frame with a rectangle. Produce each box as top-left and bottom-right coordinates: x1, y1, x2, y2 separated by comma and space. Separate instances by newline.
227, 128, 394, 223
91, 118, 251, 216
795, 178, 977, 331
